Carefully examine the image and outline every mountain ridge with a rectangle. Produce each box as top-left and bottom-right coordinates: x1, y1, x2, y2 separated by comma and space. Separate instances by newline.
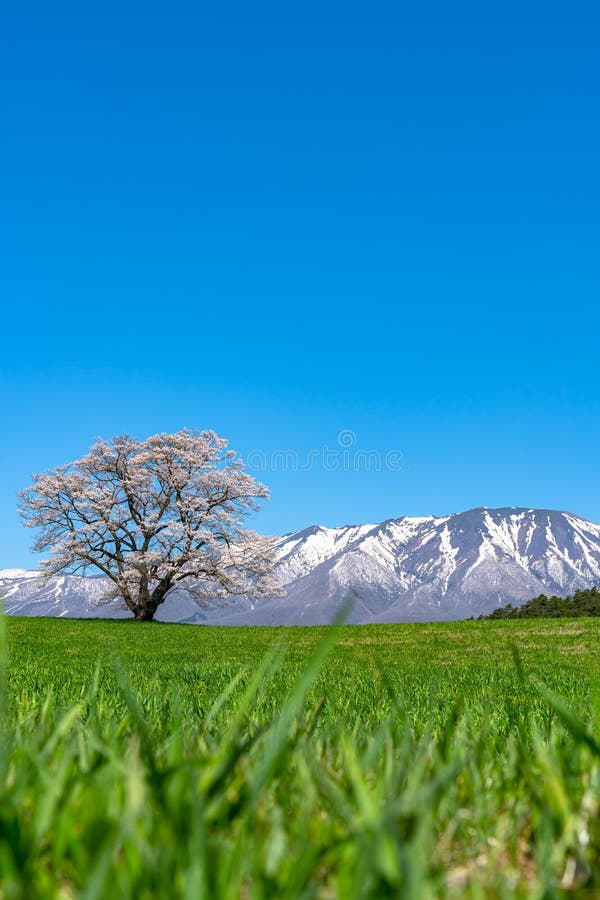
2, 506, 600, 624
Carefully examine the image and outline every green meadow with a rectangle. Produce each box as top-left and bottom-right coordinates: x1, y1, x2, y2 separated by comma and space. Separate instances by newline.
2, 616, 600, 897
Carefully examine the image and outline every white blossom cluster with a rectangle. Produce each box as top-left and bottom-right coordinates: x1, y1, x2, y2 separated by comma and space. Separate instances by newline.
19, 430, 278, 620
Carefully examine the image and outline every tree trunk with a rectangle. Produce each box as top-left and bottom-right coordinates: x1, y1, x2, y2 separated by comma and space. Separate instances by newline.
132, 585, 158, 621
131, 580, 171, 621
133, 607, 156, 621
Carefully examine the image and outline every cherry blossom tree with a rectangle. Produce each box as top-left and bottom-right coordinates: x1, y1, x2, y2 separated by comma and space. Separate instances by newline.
19, 430, 277, 621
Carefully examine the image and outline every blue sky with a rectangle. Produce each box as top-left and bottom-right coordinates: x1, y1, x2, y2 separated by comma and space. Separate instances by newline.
1, 0, 599, 567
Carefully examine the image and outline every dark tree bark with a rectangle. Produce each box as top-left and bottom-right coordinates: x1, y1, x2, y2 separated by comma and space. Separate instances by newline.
133, 607, 156, 622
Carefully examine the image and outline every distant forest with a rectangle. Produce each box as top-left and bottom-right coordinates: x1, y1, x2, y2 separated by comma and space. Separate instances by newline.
480, 587, 600, 619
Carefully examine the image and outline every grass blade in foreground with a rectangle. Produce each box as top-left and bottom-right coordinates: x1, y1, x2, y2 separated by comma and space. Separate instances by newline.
1, 616, 600, 896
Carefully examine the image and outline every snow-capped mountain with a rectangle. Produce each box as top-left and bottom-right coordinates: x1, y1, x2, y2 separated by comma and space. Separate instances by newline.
3, 507, 600, 624
0, 569, 248, 624
241, 507, 600, 624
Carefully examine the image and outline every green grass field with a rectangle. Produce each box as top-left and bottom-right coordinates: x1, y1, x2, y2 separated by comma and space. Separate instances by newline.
2, 616, 600, 897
